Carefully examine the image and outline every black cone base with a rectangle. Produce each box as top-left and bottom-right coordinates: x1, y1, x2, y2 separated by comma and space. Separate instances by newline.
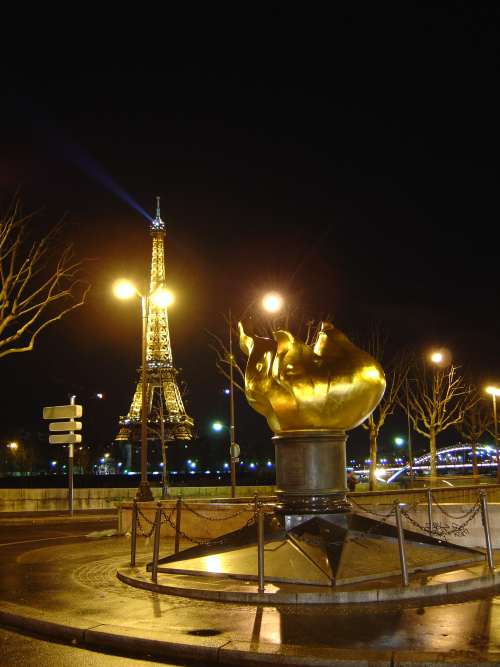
150, 512, 484, 587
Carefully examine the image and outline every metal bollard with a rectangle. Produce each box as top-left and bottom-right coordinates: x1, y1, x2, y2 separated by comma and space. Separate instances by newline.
257, 506, 265, 593
479, 490, 495, 573
152, 503, 162, 583
395, 503, 409, 587
130, 500, 138, 567
427, 488, 433, 535
174, 497, 182, 554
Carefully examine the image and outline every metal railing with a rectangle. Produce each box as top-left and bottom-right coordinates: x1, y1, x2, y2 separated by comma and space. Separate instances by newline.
128, 486, 497, 591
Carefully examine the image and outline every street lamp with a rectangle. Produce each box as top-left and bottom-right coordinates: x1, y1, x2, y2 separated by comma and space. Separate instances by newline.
427, 348, 451, 480
226, 291, 284, 498
113, 279, 174, 501
485, 385, 500, 483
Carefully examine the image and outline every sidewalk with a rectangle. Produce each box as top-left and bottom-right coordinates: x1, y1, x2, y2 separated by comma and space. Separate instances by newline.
0, 509, 117, 526
0, 529, 499, 665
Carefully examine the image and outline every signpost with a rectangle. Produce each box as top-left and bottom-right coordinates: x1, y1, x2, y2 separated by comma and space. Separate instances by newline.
43, 396, 83, 515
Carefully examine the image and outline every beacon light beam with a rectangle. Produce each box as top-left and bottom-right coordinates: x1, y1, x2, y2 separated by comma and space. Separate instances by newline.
33, 104, 152, 222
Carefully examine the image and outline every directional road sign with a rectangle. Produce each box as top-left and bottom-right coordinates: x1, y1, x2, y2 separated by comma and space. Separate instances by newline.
43, 405, 82, 420
49, 421, 82, 432
49, 433, 82, 445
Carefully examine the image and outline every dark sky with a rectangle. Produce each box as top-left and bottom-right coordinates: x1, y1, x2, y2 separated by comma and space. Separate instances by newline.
1, 9, 500, 462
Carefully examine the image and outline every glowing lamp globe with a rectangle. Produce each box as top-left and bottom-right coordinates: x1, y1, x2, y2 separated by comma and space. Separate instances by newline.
262, 292, 283, 314
113, 279, 136, 300
151, 287, 174, 308
430, 351, 443, 364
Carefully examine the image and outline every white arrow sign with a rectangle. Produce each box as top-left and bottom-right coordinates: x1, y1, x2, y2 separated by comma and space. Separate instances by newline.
43, 405, 82, 420
49, 421, 82, 432
49, 433, 82, 445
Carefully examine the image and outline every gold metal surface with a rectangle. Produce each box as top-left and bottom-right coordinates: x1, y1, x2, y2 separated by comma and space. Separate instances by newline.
239, 321, 385, 433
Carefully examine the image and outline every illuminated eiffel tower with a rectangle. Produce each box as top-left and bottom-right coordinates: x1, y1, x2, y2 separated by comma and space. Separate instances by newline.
115, 198, 194, 459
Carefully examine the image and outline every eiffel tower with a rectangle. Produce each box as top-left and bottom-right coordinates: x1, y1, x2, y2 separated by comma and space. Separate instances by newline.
115, 198, 194, 465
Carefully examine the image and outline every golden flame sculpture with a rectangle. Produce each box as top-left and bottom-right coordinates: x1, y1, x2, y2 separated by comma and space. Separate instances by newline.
239, 321, 386, 434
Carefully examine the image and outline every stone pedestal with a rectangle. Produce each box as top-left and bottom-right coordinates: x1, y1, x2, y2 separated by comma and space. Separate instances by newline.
273, 429, 350, 514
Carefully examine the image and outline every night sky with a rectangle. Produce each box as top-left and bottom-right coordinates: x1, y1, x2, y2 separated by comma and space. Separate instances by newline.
2, 10, 500, 465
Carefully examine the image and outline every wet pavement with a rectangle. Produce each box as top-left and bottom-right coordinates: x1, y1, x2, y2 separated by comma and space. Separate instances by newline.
1, 521, 500, 663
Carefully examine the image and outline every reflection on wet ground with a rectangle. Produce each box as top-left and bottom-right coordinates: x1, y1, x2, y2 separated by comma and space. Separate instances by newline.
1, 532, 500, 656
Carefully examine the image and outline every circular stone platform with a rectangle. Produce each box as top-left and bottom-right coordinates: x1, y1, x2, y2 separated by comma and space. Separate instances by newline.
117, 558, 500, 605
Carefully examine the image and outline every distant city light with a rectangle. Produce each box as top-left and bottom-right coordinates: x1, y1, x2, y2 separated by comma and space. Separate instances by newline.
224, 388, 230, 395
117, 462, 122, 467
51, 461, 57, 466
212, 421, 224, 432
394, 437, 405, 446
96, 393, 104, 399
223, 462, 229, 469
249, 462, 256, 469
159, 462, 164, 467
266, 461, 273, 467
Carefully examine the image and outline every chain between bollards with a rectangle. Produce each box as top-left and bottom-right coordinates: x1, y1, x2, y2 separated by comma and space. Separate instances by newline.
151, 503, 162, 583
395, 502, 409, 587
257, 505, 265, 593
479, 490, 495, 573
130, 500, 138, 567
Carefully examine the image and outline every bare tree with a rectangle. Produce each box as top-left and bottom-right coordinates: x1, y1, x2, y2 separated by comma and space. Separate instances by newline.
455, 391, 491, 479
0, 199, 90, 358
403, 363, 477, 477
206, 315, 245, 394
361, 332, 411, 491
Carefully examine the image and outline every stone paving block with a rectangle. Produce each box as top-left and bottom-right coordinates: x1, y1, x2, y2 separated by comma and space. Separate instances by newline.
84, 623, 228, 661
219, 641, 392, 665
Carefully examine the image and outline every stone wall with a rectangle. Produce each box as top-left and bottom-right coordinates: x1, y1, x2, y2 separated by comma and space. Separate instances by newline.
0, 485, 276, 513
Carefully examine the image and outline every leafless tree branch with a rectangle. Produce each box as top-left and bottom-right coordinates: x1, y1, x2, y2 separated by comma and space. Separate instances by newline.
0, 199, 90, 359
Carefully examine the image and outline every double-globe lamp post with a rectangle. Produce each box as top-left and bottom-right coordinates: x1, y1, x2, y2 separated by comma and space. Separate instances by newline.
225, 291, 284, 498
114, 279, 174, 502
485, 385, 500, 483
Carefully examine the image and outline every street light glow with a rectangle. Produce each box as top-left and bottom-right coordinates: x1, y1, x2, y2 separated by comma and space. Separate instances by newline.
212, 421, 224, 432
486, 385, 500, 397
394, 437, 405, 446
7, 441, 18, 451
430, 351, 443, 364
151, 287, 174, 308
262, 291, 283, 313
113, 279, 136, 300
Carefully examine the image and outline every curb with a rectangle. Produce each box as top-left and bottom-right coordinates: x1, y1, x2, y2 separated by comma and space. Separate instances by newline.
117, 565, 500, 605
0, 513, 117, 527
0, 601, 497, 666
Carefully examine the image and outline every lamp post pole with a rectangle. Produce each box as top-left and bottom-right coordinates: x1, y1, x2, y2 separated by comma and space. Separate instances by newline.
137, 295, 153, 501
405, 378, 414, 487
492, 393, 500, 484
229, 309, 237, 498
